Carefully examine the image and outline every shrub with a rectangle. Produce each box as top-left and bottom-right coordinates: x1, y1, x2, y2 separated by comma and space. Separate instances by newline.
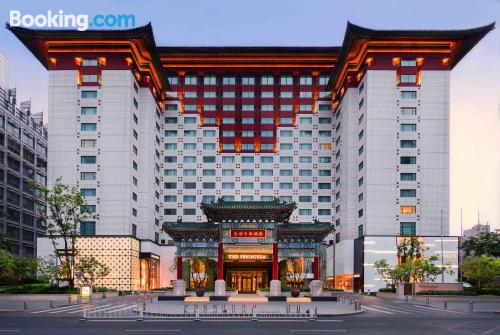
0, 284, 77, 294
378, 287, 396, 293
480, 287, 500, 296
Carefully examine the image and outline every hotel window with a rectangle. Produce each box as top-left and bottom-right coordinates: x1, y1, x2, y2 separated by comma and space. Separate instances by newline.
358, 130, 364, 140
164, 143, 177, 150
204, 117, 216, 124
300, 91, 312, 98
299, 104, 312, 112
401, 91, 417, 99
280, 143, 293, 151
82, 59, 98, 66
299, 75, 312, 85
260, 169, 273, 176
400, 156, 416, 164
241, 131, 254, 137
81, 139, 96, 148
80, 172, 96, 181
80, 221, 95, 236
223, 131, 235, 137
401, 140, 417, 148
203, 182, 215, 189
280, 75, 293, 85
184, 143, 196, 150
203, 130, 216, 137
318, 74, 329, 85
183, 156, 196, 163
167, 75, 178, 85
358, 114, 364, 125
203, 169, 215, 176
204, 104, 216, 111
203, 156, 216, 163
300, 156, 312, 163
164, 182, 177, 189
260, 91, 274, 98
260, 156, 273, 163
280, 156, 293, 163
223, 76, 236, 85
280, 92, 293, 98
184, 130, 196, 137
222, 156, 235, 163
300, 117, 312, 124
299, 170, 312, 176
280, 170, 292, 176
401, 107, 417, 115
319, 157, 331, 163
280, 196, 293, 203
400, 205, 417, 214
165, 117, 177, 124
185, 91, 197, 98
242, 76, 255, 85
319, 131, 331, 137
261, 104, 273, 111
222, 143, 234, 150
299, 183, 312, 190
241, 156, 254, 163
318, 196, 331, 202
318, 170, 331, 176
222, 118, 235, 124
242, 104, 254, 111
164, 169, 177, 176
358, 193, 364, 202
358, 146, 364, 156
261, 196, 273, 201
358, 177, 364, 187
241, 196, 254, 201
222, 169, 235, 176
204, 75, 216, 85
319, 117, 332, 124
81, 205, 96, 214
242, 91, 254, 98
358, 161, 364, 171
203, 91, 218, 98
183, 169, 196, 176
242, 169, 254, 176
81, 123, 96, 131
81, 107, 97, 115
400, 189, 417, 197
358, 209, 364, 218
80, 188, 96, 197
81, 90, 97, 99
81, 75, 98, 83
318, 183, 331, 189
280, 117, 293, 125
400, 222, 416, 236
260, 183, 273, 189
166, 104, 177, 111
400, 59, 417, 67
358, 82, 365, 94
358, 98, 364, 109
280, 130, 293, 137
164, 209, 176, 215
400, 75, 417, 83
223, 91, 236, 98
318, 91, 330, 98
318, 209, 331, 216
401, 173, 417, 181
242, 118, 254, 124
184, 182, 196, 189
299, 196, 312, 203
241, 143, 254, 150
241, 182, 254, 189
164, 156, 177, 164
261, 131, 273, 137
299, 209, 312, 216
183, 195, 196, 202
184, 104, 197, 112
401, 124, 417, 132
318, 104, 332, 111
261, 118, 274, 124
81, 156, 96, 164
319, 143, 332, 150
185, 75, 197, 85
203, 195, 216, 203
261, 75, 274, 85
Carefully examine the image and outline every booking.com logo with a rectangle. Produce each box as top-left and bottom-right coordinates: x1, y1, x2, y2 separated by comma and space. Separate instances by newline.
9, 10, 136, 31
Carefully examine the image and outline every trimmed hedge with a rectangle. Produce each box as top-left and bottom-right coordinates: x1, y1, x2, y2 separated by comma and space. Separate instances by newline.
378, 287, 396, 293
0, 284, 77, 294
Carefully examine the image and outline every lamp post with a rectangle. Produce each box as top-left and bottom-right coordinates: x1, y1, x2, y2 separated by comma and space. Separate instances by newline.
440, 209, 444, 283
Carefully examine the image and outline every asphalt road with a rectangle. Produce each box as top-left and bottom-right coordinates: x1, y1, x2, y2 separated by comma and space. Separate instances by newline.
0, 296, 498, 335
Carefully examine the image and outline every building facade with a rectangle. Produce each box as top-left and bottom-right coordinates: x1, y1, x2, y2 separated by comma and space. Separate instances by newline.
8, 22, 493, 290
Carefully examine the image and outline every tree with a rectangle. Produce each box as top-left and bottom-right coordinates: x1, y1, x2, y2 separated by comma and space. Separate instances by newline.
287, 258, 312, 289
0, 249, 14, 285
461, 255, 500, 289
189, 257, 208, 289
74, 256, 109, 287
30, 178, 95, 287
461, 232, 500, 258
96, 262, 111, 288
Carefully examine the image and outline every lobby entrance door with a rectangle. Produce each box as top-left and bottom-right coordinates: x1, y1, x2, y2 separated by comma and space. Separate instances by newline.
226, 269, 269, 293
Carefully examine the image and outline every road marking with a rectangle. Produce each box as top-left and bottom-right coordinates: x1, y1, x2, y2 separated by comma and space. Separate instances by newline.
412, 305, 466, 314
103, 304, 137, 313
32, 303, 97, 314
290, 330, 347, 333
371, 305, 412, 314
362, 305, 393, 314
125, 331, 181, 332
316, 320, 343, 322
67, 304, 116, 314
0, 331, 19, 332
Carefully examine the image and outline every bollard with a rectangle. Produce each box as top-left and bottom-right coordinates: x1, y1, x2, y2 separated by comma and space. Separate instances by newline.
405, 295, 409, 303
68, 296, 71, 305
194, 306, 200, 321
23, 300, 28, 311
349, 296, 353, 305
137, 303, 144, 321
443, 300, 447, 309
468, 301, 473, 313
425, 296, 429, 306
342, 295, 345, 303
80, 308, 87, 321
251, 306, 257, 321
50, 300, 54, 309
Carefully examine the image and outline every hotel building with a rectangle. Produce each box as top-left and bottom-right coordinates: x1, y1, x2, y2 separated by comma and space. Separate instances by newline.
8, 22, 493, 291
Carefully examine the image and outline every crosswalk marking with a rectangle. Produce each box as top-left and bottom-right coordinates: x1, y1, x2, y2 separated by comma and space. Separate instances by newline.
31, 303, 97, 314
49, 303, 109, 314
67, 304, 116, 314
412, 304, 466, 314
362, 305, 394, 314
104, 304, 137, 313
371, 305, 412, 314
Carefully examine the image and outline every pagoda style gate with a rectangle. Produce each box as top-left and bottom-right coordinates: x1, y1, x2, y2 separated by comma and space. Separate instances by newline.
163, 199, 334, 296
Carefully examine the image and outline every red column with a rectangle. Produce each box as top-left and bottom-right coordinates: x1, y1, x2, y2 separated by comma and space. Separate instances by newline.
218, 242, 224, 280
313, 256, 319, 280
272, 243, 278, 280
176, 256, 183, 280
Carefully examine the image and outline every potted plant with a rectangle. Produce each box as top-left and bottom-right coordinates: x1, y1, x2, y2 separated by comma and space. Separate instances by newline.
287, 258, 312, 297
190, 257, 207, 297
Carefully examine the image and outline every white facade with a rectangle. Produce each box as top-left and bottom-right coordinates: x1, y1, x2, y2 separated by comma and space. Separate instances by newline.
0, 53, 8, 90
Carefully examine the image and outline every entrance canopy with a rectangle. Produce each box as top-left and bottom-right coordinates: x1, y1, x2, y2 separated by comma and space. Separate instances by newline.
201, 199, 296, 223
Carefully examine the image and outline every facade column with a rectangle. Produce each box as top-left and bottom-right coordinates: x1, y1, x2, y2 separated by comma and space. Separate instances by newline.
272, 243, 279, 280
270, 242, 281, 296
313, 256, 319, 280
177, 256, 183, 280
173, 256, 186, 296
310, 255, 323, 297
215, 242, 226, 296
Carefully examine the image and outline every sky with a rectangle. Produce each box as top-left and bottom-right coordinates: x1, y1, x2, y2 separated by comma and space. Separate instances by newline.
0, 0, 498, 235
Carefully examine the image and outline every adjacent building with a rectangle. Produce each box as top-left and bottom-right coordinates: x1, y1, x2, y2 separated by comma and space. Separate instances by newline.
8, 21, 493, 290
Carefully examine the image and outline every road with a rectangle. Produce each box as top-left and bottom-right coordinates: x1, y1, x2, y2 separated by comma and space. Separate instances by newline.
0, 295, 498, 334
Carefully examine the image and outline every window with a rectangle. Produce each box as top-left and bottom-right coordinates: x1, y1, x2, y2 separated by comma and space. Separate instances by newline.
401, 124, 417, 132
280, 170, 292, 176
183, 196, 196, 203
203, 130, 216, 137
222, 144, 234, 150
280, 156, 292, 163
400, 173, 417, 181
401, 140, 417, 148
222, 182, 234, 189
166, 104, 178, 111
242, 104, 254, 111
184, 104, 197, 112
280, 117, 292, 125
185, 91, 197, 98
204, 104, 216, 111
164, 182, 177, 189
319, 157, 331, 163
358, 177, 364, 187
300, 117, 312, 124
299, 183, 312, 190
80, 123, 97, 131
164, 209, 176, 215
280, 104, 293, 111
261, 118, 273, 124
242, 76, 255, 85
223, 76, 236, 85
204, 75, 216, 85
260, 156, 273, 163
203, 195, 216, 203
400, 156, 416, 164
164, 169, 177, 176
299, 75, 312, 85
241, 182, 254, 189
184, 117, 197, 125
242, 91, 254, 98
318, 170, 331, 176
242, 169, 254, 176
222, 118, 235, 124
280, 143, 293, 150
358, 130, 364, 140
280, 75, 293, 85
80, 172, 96, 180
318, 183, 331, 189
261, 75, 274, 85
400, 75, 417, 83
300, 156, 312, 163
204, 117, 216, 124
80, 188, 96, 197
319, 209, 331, 216
184, 182, 196, 189
260, 183, 273, 190
319, 143, 332, 150
222, 156, 235, 163
400, 206, 416, 214
203, 156, 215, 163
401, 91, 417, 99
81, 107, 97, 115
318, 105, 332, 111
400, 59, 417, 67
203, 182, 215, 189
241, 156, 254, 163
184, 143, 196, 150
299, 209, 312, 216
300, 131, 312, 137
222, 91, 235, 98
299, 196, 312, 202
81, 74, 98, 83
261, 91, 274, 98
318, 74, 329, 85
81, 91, 97, 99
358, 161, 364, 171
400, 222, 416, 236
184, 169, 196, 176
81, 156, 96, 164
243, 144, 256, 150
261, 104, 273, 111
222, 131, 235, 137
241, 118, 254, 124
280, 92, 293, 98
261, 131, 273, 137
400, 189, 417, 197
223, 104, 235, 111
358, 146, 364, 155
222, 169, 235, 176
80, 221, 96, 236
299, 170, 312, 176
401, 107, 417, 115
183, 208, 196, 215
300, 91, 312, 98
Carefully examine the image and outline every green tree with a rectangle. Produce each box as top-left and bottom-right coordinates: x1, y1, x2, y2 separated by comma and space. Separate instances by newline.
0, 248, 14, 284
74, 256, 102, 286
460, 232, 500, 258
96, 262, 111, 288
461, 255, 500, 289
30, 178, 94, 288
11, 256, 39, 284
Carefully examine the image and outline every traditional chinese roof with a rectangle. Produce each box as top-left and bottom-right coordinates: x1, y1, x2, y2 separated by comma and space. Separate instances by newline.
201, 200, 297, 223
277, 222, 335, 242
163, 221, 218, 241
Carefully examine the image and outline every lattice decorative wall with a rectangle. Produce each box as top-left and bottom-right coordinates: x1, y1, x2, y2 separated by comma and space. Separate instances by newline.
75, 236, 140, 291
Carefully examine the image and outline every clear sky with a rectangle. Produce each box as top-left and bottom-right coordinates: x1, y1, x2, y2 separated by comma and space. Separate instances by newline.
0, 0, 498, 234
